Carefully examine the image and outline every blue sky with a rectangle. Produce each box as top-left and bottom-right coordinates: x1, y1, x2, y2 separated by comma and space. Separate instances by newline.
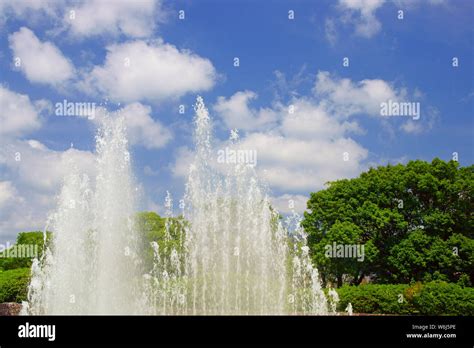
0, 0, 473, 243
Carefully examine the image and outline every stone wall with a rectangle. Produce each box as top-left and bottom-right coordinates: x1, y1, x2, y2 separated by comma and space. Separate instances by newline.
0, 302, 22, 316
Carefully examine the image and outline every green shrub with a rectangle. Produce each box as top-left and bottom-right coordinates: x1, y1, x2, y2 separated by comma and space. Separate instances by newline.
336, 281, 474, 315
412, 281, 474, 316
0, 256, 32, 271
0, 268, 31, 303
336, 283, 414, 314
457, 274, 472, 287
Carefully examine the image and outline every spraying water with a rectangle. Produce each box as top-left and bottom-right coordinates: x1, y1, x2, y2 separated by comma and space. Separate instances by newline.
23, 97, 334, 315
145, 97, 332, 315
24, 113, 143, 314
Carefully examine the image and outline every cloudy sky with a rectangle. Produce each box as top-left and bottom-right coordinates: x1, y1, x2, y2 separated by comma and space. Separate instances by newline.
0, 0, 473, 243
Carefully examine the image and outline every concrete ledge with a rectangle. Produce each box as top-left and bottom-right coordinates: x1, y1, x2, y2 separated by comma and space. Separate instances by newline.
0, 302, 22, 316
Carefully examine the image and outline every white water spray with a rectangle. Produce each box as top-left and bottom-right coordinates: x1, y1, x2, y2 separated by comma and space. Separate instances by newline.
145, 96, 332, 315
23, 97, 334, 315
24, 114, 143, 314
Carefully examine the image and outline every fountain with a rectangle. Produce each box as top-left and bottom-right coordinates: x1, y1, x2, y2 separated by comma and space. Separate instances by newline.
23, 97, 334, 315
144, 97, 332, 315
24, 113, 144, 314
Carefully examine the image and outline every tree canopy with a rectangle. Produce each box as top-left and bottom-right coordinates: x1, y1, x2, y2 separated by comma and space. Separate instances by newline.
0, 231, 51, 271
135, 211, 186, 272
302, 159, 473, 286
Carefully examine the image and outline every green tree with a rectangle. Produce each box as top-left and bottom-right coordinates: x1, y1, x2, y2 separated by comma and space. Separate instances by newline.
0, 231, 51, 271
135, 212, 186, 272
311, 221, 378, 286
302, 159, 473, 285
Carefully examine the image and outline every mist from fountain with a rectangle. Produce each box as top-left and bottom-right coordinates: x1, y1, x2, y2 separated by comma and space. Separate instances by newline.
24, 113, 144, 314
145, 97, 333, 315
23, 97, 334, 315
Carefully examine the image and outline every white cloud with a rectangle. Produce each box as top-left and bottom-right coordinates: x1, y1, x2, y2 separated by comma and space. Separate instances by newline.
0, 85, 43, 137
400, 120, 423, 134
35, 142, 94, 191
324, 18, 338, 46
0, 0, 60, 26
327, 0, 446, 43
143, 165, 159, 176
338, 0, 385, 38
240, 133, 368, 191
172, 133, 367, 192
0, 139, 96, 192
0, 139, 96, 240
281, 98, 364, 140
94, 103, 172, 149
175, 71, 427, 194
213, 91, 278, 131
0, 1, 164, 39
173, 76, 371, 192
65, 0, 164, 38
0, 181, 19, 209
171, 146, 195, 178
0, 0, 55, 14
269, 194, 308, 214
400, 106, 438, 134
8, 27, 75, 86
81, 40, 217, 103
313, 71, 433, 133
394, 0, 446, 8
313, 70, 402, 117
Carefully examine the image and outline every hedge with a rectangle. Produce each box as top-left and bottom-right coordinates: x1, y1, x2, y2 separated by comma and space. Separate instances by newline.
336, 281, 474, 315
0, 268, 31, 303
412, 281, 474, 315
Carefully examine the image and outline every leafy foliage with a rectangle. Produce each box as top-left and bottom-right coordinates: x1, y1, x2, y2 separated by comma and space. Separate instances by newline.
0, 232, 51, 271
135, 211, 187, 272
336, 281, 474, 315
0, 268, 30, 303
302, 159, 474, 285
412, 281, 474, 315
336, 283, 415, 314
